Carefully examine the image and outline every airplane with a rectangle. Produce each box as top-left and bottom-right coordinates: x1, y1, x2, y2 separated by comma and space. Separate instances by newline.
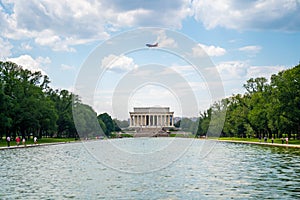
146, 42, 158, 47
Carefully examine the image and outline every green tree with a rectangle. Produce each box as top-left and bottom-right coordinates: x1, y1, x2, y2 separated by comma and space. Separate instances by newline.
97, 113, 115, 136
98, 118, 107, 136
73, 103, 99, 139
50, 89, 76, 138
270, 64, 300, 139
113, 119, 129, 129
196, 110, 210, 137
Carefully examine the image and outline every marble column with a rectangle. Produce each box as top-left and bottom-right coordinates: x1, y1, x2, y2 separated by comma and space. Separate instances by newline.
130, 115, 132, 127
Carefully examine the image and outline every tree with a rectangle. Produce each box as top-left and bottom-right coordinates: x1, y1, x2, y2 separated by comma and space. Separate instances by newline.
270, 64, 300, 139
174, 120, 181, 128
0, 61, 59, 139
113, 119, 129, 129
50, 89, 76, 138
214, 64, 300, 140
176, 117, 199, 135
98, 119, 106, 136
0, 83, 12, 139
197, 110, 210, 137
97, 113, 115, 136
73, 103, 99, 139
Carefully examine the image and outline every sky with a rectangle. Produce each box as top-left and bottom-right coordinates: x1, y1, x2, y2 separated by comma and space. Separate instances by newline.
1, 0, 300, 120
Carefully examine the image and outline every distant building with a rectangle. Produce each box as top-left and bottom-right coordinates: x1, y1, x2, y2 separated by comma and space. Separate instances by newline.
129, 107, 174, 127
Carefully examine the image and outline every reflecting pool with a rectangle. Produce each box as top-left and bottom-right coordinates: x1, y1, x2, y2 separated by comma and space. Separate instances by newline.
1, 138, 300, 199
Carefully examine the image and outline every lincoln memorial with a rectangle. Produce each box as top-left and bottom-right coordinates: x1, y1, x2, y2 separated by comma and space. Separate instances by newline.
129, 107, 174, 127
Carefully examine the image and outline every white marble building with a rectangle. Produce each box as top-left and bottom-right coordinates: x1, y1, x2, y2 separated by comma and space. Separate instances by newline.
129, 107, 174, 127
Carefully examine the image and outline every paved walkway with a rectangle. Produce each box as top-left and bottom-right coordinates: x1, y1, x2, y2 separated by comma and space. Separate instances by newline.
217, 139, 300, 148
0, 142, 70, 150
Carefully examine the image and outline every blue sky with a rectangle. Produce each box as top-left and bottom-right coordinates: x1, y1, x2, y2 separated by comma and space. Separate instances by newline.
1, 0, 300, 119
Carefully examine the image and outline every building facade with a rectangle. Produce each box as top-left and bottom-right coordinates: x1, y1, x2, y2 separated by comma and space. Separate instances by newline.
129, 107, 174, 127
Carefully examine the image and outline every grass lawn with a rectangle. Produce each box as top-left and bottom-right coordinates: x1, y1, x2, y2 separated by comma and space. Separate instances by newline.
217, 137, 300, 145
169, 133, 195, 138
0, 137, 75, 147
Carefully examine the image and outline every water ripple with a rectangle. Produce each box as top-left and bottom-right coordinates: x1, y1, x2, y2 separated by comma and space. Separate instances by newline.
0, 139, 300, 199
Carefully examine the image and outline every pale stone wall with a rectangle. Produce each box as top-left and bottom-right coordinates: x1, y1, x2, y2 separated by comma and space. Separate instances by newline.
129, 107, 174, 127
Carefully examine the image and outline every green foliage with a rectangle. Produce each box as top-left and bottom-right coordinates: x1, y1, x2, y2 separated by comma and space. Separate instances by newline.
178, 118, 199, 134
174, 120, 181, 128
0, 61, 134, 140
113, 119, 129, 129
97, 113, 115, 136
196, 110, 210, 136
199, 64, 300, 140
73, 103, 99, 139
0, 61, 60, 139
0, 61, 94, 139
98, 119, 107, 135
3, 60, 299, 142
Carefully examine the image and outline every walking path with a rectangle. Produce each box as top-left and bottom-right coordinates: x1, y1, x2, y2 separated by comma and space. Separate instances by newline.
216, 139, 300, 148
0, 142, 71, 150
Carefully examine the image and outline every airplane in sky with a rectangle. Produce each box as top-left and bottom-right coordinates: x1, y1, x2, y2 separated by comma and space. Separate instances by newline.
146, 42, 158, 47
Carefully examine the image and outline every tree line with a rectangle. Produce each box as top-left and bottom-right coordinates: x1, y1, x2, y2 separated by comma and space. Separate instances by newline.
2, 61, 299, 140
0, 61, 124, 140
197, 63, 300, 139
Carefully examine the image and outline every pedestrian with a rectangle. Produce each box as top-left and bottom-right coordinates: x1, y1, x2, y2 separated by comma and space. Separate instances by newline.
259, 136, 261, 143
22, 138, 26, 147
285, 137, 288, 144
6, 136, 10, 147
271, 137, 274, 144
264, 136, 267, 143
281, 137, 284, 144
34, 136, 38, 145
16, 136, 20, 146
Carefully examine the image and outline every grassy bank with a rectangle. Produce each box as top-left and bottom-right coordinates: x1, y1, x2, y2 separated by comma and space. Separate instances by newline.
218, 137, 300, 145
0, 137, 75, 147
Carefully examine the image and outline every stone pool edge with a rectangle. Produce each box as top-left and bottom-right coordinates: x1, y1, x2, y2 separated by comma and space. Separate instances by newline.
212, 139, 300, 148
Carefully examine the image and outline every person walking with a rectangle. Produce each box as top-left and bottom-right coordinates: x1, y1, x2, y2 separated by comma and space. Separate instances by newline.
271, 137, 274, 144
281, 137, 284, 144
22, 138, 26, 147
285, 137, 289, 144
34, 136, 38, 145
6, 136, 11, 147
16, 136, 20, 146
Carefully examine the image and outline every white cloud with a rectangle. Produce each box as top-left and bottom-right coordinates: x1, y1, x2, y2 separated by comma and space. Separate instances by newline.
1, 0, 299, 54
7, 54, 50, 75
154, 30, 178, 48
20, 42, 32, 50
128, 84, 184, 118
192, 0, 300, 31
61, 64, 75, 71
0, 37, 13, 59
105, 0, 192, 28
0, 0, 192, 51
101, 54, 138, 72
215, 61, 289, 96
216, 61, 248, 80
246, 65, 287, 79
239, 45, 262, 54
34, 30, 76, 52
216, 60, 288, 82
193, 43, 226, 57
172, 64, 196, 77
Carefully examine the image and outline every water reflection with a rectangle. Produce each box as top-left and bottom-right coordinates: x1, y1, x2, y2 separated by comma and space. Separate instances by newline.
0, 139, 299, 199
